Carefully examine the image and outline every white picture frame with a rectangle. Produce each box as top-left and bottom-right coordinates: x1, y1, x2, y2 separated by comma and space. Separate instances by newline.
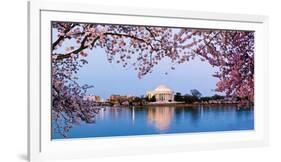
28, 0, 269, 161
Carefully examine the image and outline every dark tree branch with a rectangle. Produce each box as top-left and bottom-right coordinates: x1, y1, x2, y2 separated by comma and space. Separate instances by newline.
53, 32, 157, 61
103, 32, 156, 51
54, 35, 100, 61
52, 23, 78, 51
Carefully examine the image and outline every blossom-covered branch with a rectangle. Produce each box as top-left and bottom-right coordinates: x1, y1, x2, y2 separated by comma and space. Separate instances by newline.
51, 22, 254, 137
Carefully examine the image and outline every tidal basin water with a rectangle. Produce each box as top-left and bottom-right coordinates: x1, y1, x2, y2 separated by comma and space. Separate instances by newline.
52, 105, 254, 139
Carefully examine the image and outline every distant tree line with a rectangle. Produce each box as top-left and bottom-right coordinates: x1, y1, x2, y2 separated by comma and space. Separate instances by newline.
105, 88, 252, 107
174, 89, 225, 104
109, 89, 242, 106
145, 95, 156, 102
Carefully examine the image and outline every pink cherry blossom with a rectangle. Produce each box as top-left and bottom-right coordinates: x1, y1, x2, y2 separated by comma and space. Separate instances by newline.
51, 22, 254, 137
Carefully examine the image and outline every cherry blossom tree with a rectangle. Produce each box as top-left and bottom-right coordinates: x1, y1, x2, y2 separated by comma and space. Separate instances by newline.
51, 22, 191, 136
51, 22, 254, 137
193, 31, 254, 101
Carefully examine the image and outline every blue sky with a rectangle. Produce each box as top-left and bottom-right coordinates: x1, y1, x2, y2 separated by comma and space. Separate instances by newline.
52, 27, 222, 100
76, 47, 221, 100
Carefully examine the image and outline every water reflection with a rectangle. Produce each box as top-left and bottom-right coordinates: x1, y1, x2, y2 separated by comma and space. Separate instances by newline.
52, 105, 254, 139
147, 106, 174, 132
132, 107, 135, 123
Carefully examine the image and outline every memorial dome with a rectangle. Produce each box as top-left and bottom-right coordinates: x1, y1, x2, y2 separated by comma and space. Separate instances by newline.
154, 85, 172, 92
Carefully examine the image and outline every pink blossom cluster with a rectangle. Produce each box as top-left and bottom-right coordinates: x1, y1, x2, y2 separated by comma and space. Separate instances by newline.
51, 22, 254, 136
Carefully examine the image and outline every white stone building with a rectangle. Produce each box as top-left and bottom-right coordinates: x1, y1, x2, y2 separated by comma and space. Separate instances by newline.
147, 85, 174, 102
83, 95, 101, 102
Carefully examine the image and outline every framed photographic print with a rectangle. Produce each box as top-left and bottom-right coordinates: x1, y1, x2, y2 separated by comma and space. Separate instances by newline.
28, 0, 269, 161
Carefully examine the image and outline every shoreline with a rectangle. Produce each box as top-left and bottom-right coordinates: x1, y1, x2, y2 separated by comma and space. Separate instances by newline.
106, 103, 254, 108
141, 103, 246, 107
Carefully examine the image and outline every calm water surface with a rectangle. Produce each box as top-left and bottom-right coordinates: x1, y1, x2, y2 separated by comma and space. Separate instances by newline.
52, 105, 254, 139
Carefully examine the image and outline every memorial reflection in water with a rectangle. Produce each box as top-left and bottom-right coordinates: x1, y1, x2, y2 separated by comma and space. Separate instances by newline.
52, 105, 254, 139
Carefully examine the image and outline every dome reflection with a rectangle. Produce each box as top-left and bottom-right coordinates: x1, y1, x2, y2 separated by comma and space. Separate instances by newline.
147, 106, 174, 132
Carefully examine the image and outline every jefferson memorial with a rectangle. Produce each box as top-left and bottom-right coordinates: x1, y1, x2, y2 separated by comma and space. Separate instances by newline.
147, 85, 174, 102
